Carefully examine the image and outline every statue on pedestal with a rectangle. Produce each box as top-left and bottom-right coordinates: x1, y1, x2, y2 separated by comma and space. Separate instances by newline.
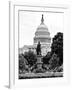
33, 41, 44, 73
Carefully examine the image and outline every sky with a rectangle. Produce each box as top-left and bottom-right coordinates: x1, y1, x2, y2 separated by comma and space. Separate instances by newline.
19, 11, 64, 48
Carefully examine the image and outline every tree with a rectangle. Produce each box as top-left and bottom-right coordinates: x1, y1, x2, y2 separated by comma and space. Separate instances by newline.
24, 51, 37, 67
51, 32, 63, 66
19, 54, 28, 73
42, 52, 51, 64
49, 53, 59, 70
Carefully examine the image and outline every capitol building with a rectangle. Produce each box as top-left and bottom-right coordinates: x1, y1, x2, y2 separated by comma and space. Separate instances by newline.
19, 14, 51, 56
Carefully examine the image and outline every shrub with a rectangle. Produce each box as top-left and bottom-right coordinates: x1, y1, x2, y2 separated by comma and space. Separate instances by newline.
42, 52, 51, 65
19, 54, 28, 73
49, 53, 59, 70
24, 51, 37, 67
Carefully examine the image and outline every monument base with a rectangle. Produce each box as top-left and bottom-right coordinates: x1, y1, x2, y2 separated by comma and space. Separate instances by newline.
34, 55, 43, 73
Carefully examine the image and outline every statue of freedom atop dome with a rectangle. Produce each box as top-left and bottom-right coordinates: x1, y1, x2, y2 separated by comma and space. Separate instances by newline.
36, 41, 41, 55
41, 14, 44, 23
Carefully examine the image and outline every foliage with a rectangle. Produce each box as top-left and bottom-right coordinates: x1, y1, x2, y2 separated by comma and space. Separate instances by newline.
19, 54, 28, 72
56, 65, 63, 72
51, 32, 63, 65
42, 52, 51, 64
49, 53, 59, 70
24, 51, 37, 67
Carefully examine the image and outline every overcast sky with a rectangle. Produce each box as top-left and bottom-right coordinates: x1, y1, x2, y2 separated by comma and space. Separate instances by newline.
19, 11, 64, 48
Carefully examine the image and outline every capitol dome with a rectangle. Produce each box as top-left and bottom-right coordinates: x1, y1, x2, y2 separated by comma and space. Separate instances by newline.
34, 14, 51, 45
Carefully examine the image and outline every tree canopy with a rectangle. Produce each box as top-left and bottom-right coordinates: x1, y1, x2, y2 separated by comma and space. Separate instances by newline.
24, 51, 37, 67
51, 32, 63, 65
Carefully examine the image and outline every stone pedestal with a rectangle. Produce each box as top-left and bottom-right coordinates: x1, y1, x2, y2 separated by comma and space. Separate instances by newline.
36, 55, 43, 70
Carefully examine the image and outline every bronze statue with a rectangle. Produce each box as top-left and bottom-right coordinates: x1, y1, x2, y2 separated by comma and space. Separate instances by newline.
36, 41, 41, 55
